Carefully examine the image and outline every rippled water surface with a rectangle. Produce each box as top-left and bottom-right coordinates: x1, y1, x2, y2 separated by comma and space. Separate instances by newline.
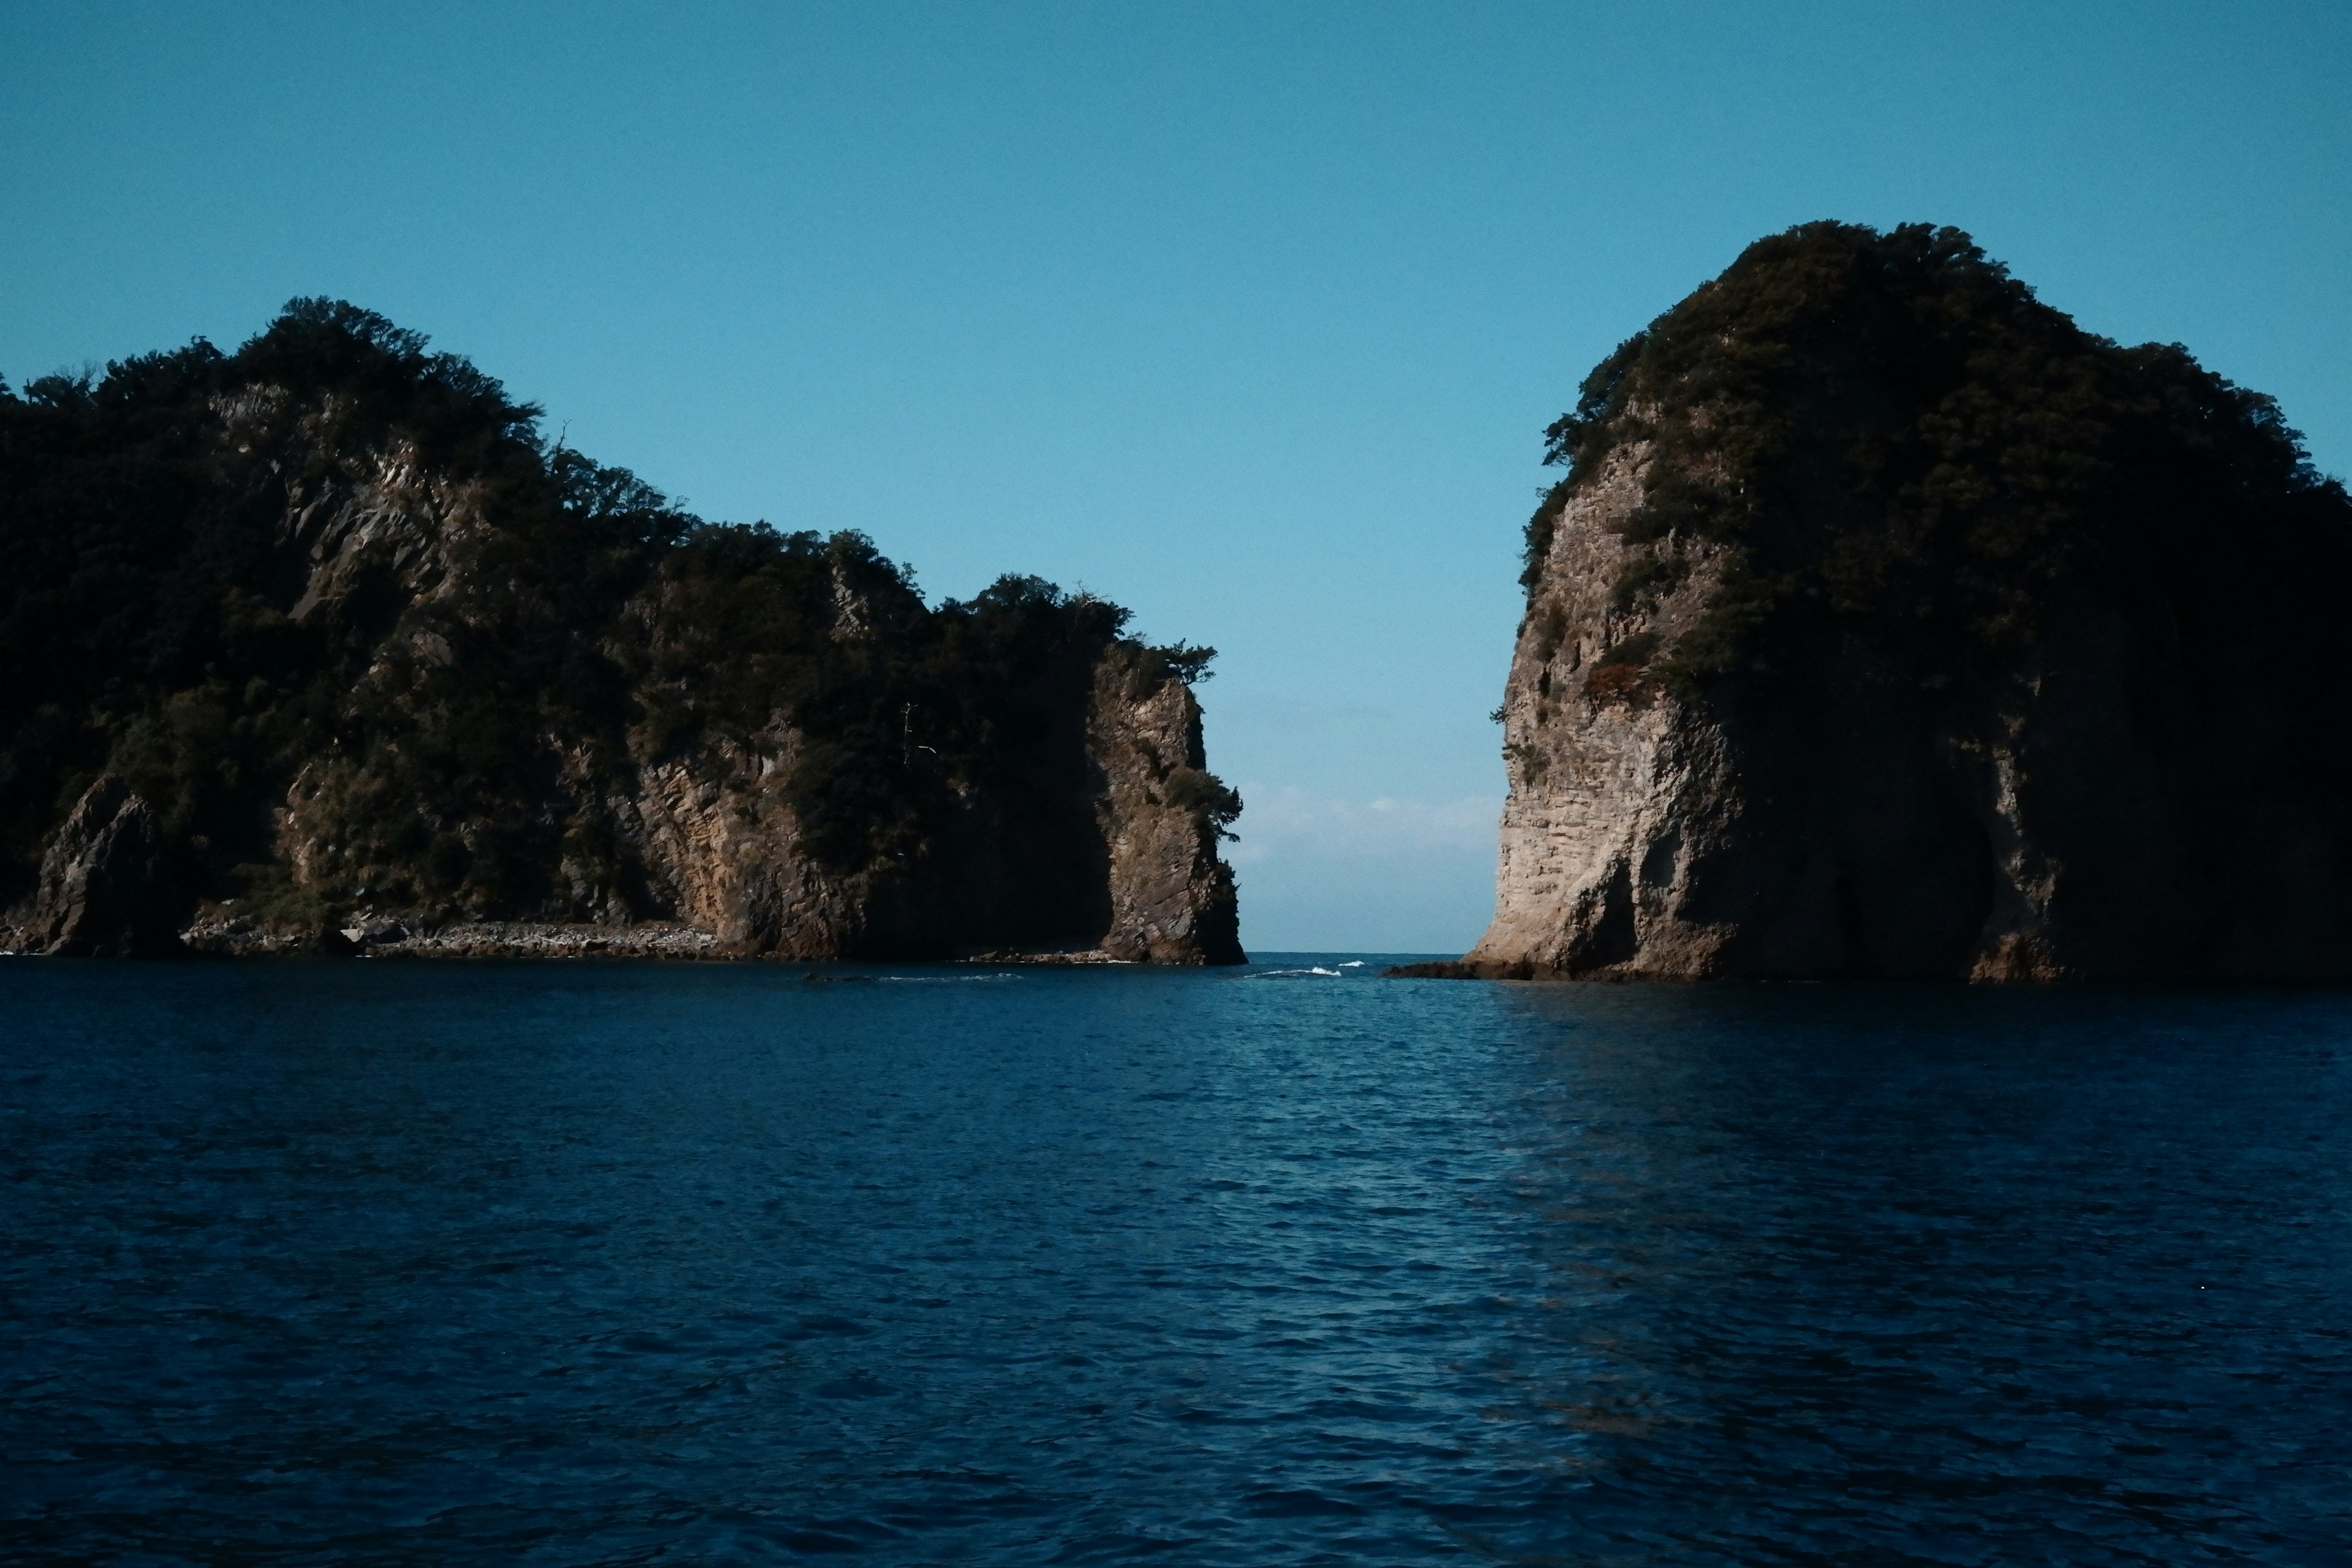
4, 958, 2350, 1564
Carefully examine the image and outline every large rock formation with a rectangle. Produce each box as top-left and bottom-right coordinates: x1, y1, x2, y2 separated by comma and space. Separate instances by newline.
4, 776, 179, 956
0, 300, 1242, 962
1432, 222, 2352, 982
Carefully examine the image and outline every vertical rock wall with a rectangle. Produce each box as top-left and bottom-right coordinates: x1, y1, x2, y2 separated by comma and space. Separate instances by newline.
1465, 448, 1744, 978
4, 777, 180, 957
1456, 444, 2352, 982
1088, 656, 1245, 965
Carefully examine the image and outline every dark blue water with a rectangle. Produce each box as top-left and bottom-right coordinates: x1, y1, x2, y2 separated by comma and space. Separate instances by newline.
4, 958, 2349, 1565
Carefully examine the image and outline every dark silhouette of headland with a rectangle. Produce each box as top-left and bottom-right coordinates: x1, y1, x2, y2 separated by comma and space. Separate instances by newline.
1402, 222, 2352, 982
0, 302, 1243, 963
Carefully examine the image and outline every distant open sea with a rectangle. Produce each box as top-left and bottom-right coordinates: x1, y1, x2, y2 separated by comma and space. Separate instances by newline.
3, 958, 2348, 1565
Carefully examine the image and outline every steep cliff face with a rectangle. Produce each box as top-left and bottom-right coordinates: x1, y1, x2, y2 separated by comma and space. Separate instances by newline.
1087, 647, 1245, 963
1470, 448, 1746, 978
0, 300, 1243, 962
552, 660, 1242, 963
1446, 222, 2352, 982
2, 776, 179, 956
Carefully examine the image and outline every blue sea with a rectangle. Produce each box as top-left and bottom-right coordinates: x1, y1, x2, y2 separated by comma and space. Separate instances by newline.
3, 957, 2348, 1565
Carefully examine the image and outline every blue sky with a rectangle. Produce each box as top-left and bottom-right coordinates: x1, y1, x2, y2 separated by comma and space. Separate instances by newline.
6, 1, 2346, 952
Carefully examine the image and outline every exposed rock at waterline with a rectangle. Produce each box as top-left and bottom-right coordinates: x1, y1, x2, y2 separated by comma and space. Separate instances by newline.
0, 301, 1243, 963
2, 777, 181, 956
1427, 222, 2352, 982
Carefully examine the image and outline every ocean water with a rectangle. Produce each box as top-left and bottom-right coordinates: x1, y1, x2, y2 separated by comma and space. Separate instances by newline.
3, 958, 2349, 1566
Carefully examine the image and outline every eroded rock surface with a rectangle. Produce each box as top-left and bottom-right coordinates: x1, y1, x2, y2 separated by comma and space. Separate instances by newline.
1434, 222, 2352, 982
0, 301, 1243, 963
6, 777, 180, 956
1088, 650, 1245, 964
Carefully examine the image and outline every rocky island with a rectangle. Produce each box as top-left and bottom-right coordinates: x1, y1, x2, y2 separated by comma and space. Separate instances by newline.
0, 302, 1244, 962
1414, 221, 2352, 982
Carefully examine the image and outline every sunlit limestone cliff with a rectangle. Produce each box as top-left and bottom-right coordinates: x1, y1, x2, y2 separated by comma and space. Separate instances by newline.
1417, 222, 2352, 981
0, 301, 1243, 962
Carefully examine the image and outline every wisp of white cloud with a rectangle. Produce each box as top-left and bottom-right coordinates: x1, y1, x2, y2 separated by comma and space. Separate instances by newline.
1224, 785, 1501, 954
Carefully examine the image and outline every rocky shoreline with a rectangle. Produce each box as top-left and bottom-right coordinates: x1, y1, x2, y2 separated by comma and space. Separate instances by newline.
175, 913, 725, 960
0, 903, 1163, 963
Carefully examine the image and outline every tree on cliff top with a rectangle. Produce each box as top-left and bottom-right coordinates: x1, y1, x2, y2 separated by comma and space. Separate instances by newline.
0, 300, 1234, 919
1525, 221, 2351, 731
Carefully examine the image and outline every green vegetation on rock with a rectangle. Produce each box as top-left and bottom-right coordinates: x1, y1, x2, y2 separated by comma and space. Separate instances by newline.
1471, 224, 2352, 982
0, 301, 1235, 941
1526, 222, 2352, 727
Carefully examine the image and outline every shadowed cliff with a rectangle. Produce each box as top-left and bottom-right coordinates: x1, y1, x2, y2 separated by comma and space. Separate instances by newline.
0, 300, 1243, 962
1420, 221, 2352, 982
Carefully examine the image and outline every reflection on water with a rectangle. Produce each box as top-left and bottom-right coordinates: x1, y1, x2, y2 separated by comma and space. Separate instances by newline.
1494, 984, 2352, 1562
2, 961, 2346, 1563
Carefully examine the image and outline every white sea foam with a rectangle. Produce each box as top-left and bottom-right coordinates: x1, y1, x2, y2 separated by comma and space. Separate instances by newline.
877, 973, 1026, 983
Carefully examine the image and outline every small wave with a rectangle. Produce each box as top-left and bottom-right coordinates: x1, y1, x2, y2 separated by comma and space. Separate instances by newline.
1338, 960, 1366, 968
1246, 967, 1343, 979
878, 973, 1026, 983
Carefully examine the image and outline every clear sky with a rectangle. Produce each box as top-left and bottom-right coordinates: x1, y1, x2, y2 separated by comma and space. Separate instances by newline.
6, 1, 2346, 953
